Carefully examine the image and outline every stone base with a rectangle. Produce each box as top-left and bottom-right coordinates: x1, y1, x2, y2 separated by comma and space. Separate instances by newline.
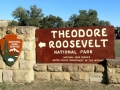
34, 64, 105, 83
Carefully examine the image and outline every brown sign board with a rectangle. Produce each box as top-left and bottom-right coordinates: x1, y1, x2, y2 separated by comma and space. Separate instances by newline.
36, 26, 115, 63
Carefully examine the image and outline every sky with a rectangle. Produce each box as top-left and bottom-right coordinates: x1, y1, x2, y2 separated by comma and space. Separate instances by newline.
0, 0, 120, 27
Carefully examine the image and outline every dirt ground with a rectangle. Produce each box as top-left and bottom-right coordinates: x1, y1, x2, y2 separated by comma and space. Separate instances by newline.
0, 80, 120, 90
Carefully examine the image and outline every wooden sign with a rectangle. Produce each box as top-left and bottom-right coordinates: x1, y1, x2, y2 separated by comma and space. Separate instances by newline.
36, 26, 115, 63
0, 34, 23, 66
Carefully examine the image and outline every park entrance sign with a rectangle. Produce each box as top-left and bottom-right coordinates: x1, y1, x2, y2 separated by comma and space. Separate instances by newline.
36, 26, 115, 63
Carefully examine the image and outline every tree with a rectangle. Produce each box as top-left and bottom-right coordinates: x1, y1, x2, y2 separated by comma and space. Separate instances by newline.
4, 40, 9, 55
12, 6, 28, 26
11, 6, 111, 28
87, 9, 99, 26
11, 5, 44, 27
115, 27, 120, 31
27, 5, 44, 27
41, 15, 64, 28
63, 21, 74, 28
73, 9, 99, 27
8, 20, 18, 26
99, 20, 111, 26
68, 9, 110, 27
74, 10, 90, 27
115, 27, 120, 39
68, 14, 78, 27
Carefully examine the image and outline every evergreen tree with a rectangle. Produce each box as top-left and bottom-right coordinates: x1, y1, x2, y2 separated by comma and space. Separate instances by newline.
4, 40, 9, 55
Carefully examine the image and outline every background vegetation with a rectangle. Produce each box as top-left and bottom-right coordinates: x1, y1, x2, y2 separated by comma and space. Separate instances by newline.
8, 5, 117, 29
8, 5, 120, 38
115, 40, 120, 57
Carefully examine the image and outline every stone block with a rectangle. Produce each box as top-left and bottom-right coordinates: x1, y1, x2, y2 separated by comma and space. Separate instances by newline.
16, 26, 23, 34
3, 70, 13, 82
115, 68, 120, 73
107, 68, 115, 74
24, 34, 35, 41
70, 72, 80, 81
13, 70, 34, 83
17, 35, 24, 40
35, 72, 50, 81
18, 51, 24, 60
79, 72, 89, 82
0, 70, 2, 82
31, 41, 36, 50
79, 65, 94, 72
62, 65, 79, 72
70, 72, 89, 81
107, 60, 120, 68
0, 27, 2, 34
34, 64, 46, 72
1, 34, 6, 38
0, 27, 6, 35
108, 74, 120, 84
6, 61, 19, 70
16, 26, 37, 34
6, 27, 16, 34
90, 73, 104, 78
51, 72, 70, 81
47, 65, 62, 72
24, 50, 35, 60
23, 41, 35, 50
19, 61, 33, 70
0, 61, 5, 69
0, 52, 3, 60
22, 41, 34, 51
95, 65, 104, 72
90, 78, 103, 82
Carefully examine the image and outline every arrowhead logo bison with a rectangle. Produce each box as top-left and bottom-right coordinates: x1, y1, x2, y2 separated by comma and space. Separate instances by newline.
0, 34, 23, 66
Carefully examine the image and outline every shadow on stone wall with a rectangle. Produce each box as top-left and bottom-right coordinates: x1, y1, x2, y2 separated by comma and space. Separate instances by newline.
98, 59, 108, 84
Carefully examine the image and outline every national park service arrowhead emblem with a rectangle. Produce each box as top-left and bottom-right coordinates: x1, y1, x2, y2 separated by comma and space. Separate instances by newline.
0, 34, 23, 66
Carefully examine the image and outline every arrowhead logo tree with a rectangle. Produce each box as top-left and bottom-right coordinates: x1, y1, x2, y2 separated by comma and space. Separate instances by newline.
0, 34, 23, 66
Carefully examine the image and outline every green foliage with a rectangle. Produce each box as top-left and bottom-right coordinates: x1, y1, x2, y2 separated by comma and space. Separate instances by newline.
27, 5, 44, 27
115, 26, 120, 31
115, 40, 120, 57
4, 40, 9, 55
12, 6, 28, 26
99, 20, 111, 26
11, 5, 111, 28
65, 9, 111, 27
12, 5, 44, 27
63, 21, 74, 28
8, 20, 18, 26
67, 14, 78, 27
40, 15, 64, 28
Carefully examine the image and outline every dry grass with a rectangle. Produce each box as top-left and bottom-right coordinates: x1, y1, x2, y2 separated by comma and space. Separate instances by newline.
0, 81, 120, 90
115, 40, 120, 57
